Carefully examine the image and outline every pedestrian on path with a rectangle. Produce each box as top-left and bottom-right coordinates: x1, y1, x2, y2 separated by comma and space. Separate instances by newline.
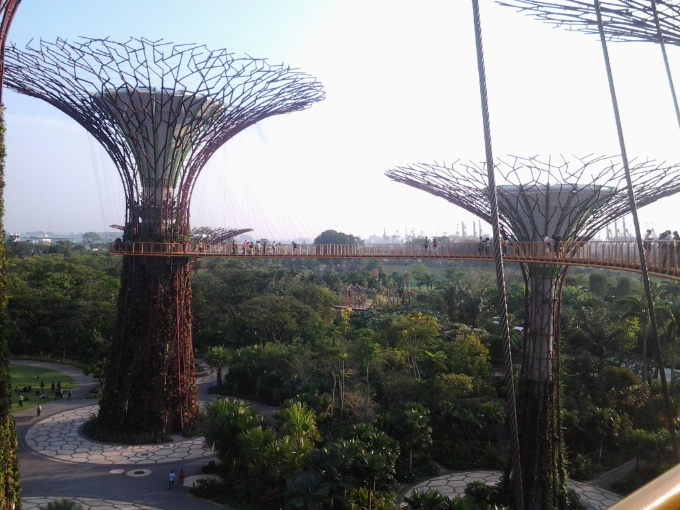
168, 469, 176, 489
18, 394, 23, 407
178, 469, 185, 486
67, 390, 72, 400
36, 404, 42, 417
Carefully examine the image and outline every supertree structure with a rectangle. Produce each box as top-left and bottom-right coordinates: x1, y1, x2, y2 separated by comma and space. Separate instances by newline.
3, 37, 324, 438
189, 227, 253, 247
387, 155, 680, 509
497, 0, 680, 44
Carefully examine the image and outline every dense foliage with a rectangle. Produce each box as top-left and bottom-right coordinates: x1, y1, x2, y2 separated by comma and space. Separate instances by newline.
6, 242, 680, 507
6, 252, 118, 380
0, 110, 21, 510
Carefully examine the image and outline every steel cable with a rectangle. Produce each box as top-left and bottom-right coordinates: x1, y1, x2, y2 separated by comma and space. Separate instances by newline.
594, 0, 679, 461
471, 2, 524, 508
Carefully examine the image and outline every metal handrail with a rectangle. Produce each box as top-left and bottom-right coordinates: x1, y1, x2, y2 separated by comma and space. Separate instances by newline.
608, 462, 680, 510
107, 240, 680, 279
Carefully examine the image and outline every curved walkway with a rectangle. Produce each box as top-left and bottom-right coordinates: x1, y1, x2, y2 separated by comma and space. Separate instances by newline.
22, 496, 164, 510
403, 471, 621, 510
25, 404, 214, 465
12, 360, 222, 510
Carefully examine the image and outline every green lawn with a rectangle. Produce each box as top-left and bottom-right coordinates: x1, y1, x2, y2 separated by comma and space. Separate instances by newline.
9, 365, 75, 413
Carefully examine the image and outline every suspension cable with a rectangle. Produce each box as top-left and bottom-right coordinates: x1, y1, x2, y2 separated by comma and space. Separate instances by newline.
650, 0, 680, 132
594, 0, 679, 461
470, 2, 524, 508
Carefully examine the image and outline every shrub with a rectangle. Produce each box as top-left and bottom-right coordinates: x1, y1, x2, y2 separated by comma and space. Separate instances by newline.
568, 453, 597, 480
464, 481, 502, 507
188, 476, 226, 499
403, 489, 447, 509
201, 459, 217, 474
38, 499, 84, 510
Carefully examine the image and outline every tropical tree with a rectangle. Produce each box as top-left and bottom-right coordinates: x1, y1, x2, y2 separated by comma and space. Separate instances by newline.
591, 407, 620, 464
479, 401, 505, 447
81, 232, 101, 248
237, 425, 277, 477
313, 230, 362, 246
353, 329, 380, 418
199, 398, 263, 466
350, 424, 398, 492
403, 489, 448, 510
629, 428, 651, 472
204, 345, 231, 386
399, 403, 433, 473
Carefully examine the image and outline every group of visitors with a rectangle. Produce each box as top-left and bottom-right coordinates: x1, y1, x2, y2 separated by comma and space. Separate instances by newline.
543, 234, 564, 257
168, 469, 185, 489
477, 237, 491, 256
644, 229, 680, 270
236, 240, 283, 255
422, 237, 439, 255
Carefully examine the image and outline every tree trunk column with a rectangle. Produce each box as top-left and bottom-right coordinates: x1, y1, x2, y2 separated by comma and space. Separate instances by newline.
526, 270, 555, 383
519, 266, 566, 510
99, 255, 198, 438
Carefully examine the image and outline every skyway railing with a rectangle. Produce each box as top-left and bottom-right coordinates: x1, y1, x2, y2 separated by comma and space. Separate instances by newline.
108, 240, 680, 281
608, 462, 680, 510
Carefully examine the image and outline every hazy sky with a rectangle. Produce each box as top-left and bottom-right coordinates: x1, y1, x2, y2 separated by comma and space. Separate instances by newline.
4, 1, 680, 241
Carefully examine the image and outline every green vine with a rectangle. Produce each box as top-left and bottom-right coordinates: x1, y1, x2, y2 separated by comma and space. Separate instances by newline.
0, 108, 22, 509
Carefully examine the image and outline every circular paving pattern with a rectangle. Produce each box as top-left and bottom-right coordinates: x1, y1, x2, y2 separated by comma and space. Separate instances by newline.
127, 468, 152, 477
405, 471, 621, 510
23, 496, 163, 510
25, 405, 216, 465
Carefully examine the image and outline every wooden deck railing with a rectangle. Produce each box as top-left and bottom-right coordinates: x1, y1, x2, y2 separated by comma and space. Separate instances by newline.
108, 240, 680, 281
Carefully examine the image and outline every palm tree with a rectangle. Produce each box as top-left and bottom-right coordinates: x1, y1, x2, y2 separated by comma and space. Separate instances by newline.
278, 401, 321, 443
199, 398, 263, 466
661, 301, 680, 392
237, 425, 277, 477
479, 401, 505, 447
618, 282, 666, 384
629, 428, 650, 472
266, 434, 316, 485
204, 345, 230, 387
400, 403, 432, 473
592, 407, 617, 464
403, 489, 448, 509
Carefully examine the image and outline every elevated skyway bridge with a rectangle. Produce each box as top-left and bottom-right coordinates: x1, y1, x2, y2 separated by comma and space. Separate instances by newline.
109, 240, 680, 283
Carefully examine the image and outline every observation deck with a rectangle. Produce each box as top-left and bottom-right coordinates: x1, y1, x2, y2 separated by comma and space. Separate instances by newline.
109, 240, 680, 282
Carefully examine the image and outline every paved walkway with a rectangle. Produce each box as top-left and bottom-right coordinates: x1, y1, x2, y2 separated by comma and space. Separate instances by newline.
12, 360, 222, 510
25, 404, 214, 465
12, 360, 623, 510
403, 471, 621, 510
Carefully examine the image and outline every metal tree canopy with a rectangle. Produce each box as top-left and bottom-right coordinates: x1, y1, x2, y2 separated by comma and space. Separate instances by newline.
498, 0, 680, 44
3, 37, 325, 438
387, 155, 680, 243
4, 37, 325, 239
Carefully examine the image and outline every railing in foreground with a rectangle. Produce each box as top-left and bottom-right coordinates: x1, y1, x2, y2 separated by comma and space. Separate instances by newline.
108, 240, 680, 279
608, 462, 680, 510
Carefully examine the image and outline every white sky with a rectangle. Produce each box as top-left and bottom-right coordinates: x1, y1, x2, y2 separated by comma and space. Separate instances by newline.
3, 0, 680, 241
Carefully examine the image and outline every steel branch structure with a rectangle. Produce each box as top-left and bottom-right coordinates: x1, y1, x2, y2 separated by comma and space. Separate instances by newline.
4, 37, 324, 240
388, 155, 680, 243
498, 0, 680, 44
387, 155, 680, 508
3, 37, 324, 438
0, 0, 19, 104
